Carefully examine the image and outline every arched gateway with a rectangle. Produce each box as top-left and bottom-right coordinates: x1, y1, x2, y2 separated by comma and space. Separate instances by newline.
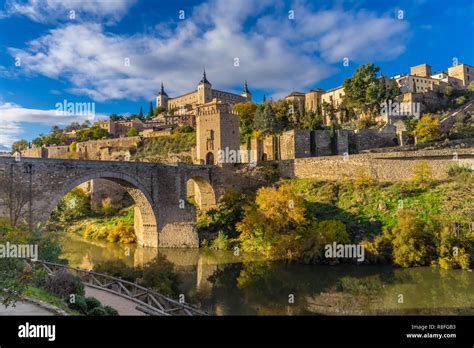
0, 158, 229, 248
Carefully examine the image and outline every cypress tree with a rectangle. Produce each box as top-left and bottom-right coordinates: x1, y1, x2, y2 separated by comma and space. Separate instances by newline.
149, 102, 153, 117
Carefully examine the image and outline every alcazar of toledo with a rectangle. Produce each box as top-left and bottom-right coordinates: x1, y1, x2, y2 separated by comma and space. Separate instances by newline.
150, 63, 473, 166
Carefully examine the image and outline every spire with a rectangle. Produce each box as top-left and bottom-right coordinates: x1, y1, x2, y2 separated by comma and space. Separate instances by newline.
243, 80, 250, 94
199, 68, 211, 85
159, 82, 168, 97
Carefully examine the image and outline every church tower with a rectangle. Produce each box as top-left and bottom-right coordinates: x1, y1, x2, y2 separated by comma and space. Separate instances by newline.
197, 69, 212, 104
241, 80, 252, 101
156, 82, 169, 109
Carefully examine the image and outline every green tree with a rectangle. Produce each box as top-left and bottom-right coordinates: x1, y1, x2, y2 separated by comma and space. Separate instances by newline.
413, 114, 442, 143
109, 114, 124, 122
127, 128, 139, 137
76, 125, 110, 142
11, 139, 29, 154
343, 63, 387, 119
148, 102, 154, 117
468, 81, 474, 92
254, 104, 281, 135
233, 102, 258, 144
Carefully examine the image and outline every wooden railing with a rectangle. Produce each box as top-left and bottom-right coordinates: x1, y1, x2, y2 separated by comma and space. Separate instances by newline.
24, 259, 207, 316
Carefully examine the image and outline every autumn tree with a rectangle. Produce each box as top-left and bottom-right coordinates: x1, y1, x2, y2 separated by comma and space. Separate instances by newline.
413, 114, 442, 143
11, 140, 29, 154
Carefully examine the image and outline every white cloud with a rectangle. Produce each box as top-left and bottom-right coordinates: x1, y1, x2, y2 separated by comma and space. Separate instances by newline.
0, 101, 108, 149
3, 0, 136, 24
6, 0, 410, 101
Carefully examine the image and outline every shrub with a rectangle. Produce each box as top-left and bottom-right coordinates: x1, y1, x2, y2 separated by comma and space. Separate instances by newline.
171, 125, 194, 134
88, 306, 108, 316
85, 297, 102, 312
68, 294, 88, 314
127, 128, 139, 137
447, 164, 473, 179
51, 187, 91, 223
103, 306, 119, 316
454, 95, 467, 107
412, 161, 433, 186
354, 168, 375, 189
210, 231, 232, 250
100, 198, 117, 217
106, 222, 136, 244
391, 210, 437, 267
44, 269, 85, 299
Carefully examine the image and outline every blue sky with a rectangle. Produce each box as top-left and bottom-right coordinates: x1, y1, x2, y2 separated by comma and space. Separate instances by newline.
0, 0, 473, 150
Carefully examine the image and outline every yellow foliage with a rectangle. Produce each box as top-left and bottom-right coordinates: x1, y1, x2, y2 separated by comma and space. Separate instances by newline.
412, 161, 433, 186
354, 168, 375, 189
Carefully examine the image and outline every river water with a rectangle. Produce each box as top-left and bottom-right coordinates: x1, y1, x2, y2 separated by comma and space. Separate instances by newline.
59, 233, 474, 315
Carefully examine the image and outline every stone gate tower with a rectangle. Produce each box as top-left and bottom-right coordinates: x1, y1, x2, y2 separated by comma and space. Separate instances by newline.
195, 99, 240, 165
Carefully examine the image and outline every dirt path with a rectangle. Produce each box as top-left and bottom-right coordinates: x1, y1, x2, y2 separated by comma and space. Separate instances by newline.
84, 285, 147, 316
0, 300, 54, 315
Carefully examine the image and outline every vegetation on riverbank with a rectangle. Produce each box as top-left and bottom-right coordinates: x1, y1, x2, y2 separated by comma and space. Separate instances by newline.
197, 163, 473, 269
50, 188, 136, 244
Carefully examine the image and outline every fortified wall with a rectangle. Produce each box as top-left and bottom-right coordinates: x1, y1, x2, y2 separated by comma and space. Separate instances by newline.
76, 136, 141, 160
276, 148, 473, 181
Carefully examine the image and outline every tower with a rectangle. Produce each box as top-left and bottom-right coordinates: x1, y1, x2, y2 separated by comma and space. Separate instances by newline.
240, 80, 252, 101
195, 100, 240, 165
156, 82, 169, 109
197, 69, 212, 104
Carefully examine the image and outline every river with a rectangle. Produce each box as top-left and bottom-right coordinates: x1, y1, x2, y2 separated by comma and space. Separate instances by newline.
59, 233, 474, 315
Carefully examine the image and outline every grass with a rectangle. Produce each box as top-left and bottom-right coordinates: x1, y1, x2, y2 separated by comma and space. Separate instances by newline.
284, 176, 473, 239
24, 286, 81, 315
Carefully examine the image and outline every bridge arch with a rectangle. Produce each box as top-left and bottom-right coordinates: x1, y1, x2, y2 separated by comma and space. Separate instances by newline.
186, 176, 216, 211
47, 171, 159, 247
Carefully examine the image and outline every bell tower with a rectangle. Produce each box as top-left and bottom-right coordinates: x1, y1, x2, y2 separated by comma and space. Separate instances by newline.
197, 69, 212, 104
241, 80, 252, 101
156, 82, 169, 109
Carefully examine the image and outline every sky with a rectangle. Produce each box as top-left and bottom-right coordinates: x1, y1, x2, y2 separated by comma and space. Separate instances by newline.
0, 0, 473, 150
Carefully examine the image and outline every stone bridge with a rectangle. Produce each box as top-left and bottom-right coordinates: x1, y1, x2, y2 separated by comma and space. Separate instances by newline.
0, 157, 249, 248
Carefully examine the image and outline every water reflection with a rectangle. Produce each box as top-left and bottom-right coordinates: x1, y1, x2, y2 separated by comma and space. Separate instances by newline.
59, 233, 474, 315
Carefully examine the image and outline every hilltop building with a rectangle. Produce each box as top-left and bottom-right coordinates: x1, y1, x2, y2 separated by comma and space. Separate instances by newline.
156, 70, 251, 112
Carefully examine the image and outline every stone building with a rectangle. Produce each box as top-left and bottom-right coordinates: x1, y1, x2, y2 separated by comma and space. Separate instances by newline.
447, 63, 474, 89
155, 70, 251, 130
156, 70, 252, 112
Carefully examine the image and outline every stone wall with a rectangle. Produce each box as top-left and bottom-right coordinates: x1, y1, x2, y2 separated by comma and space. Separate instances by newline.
353, 127, 400, 151
275, 148, 473, 181
76, 137, 141, 160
